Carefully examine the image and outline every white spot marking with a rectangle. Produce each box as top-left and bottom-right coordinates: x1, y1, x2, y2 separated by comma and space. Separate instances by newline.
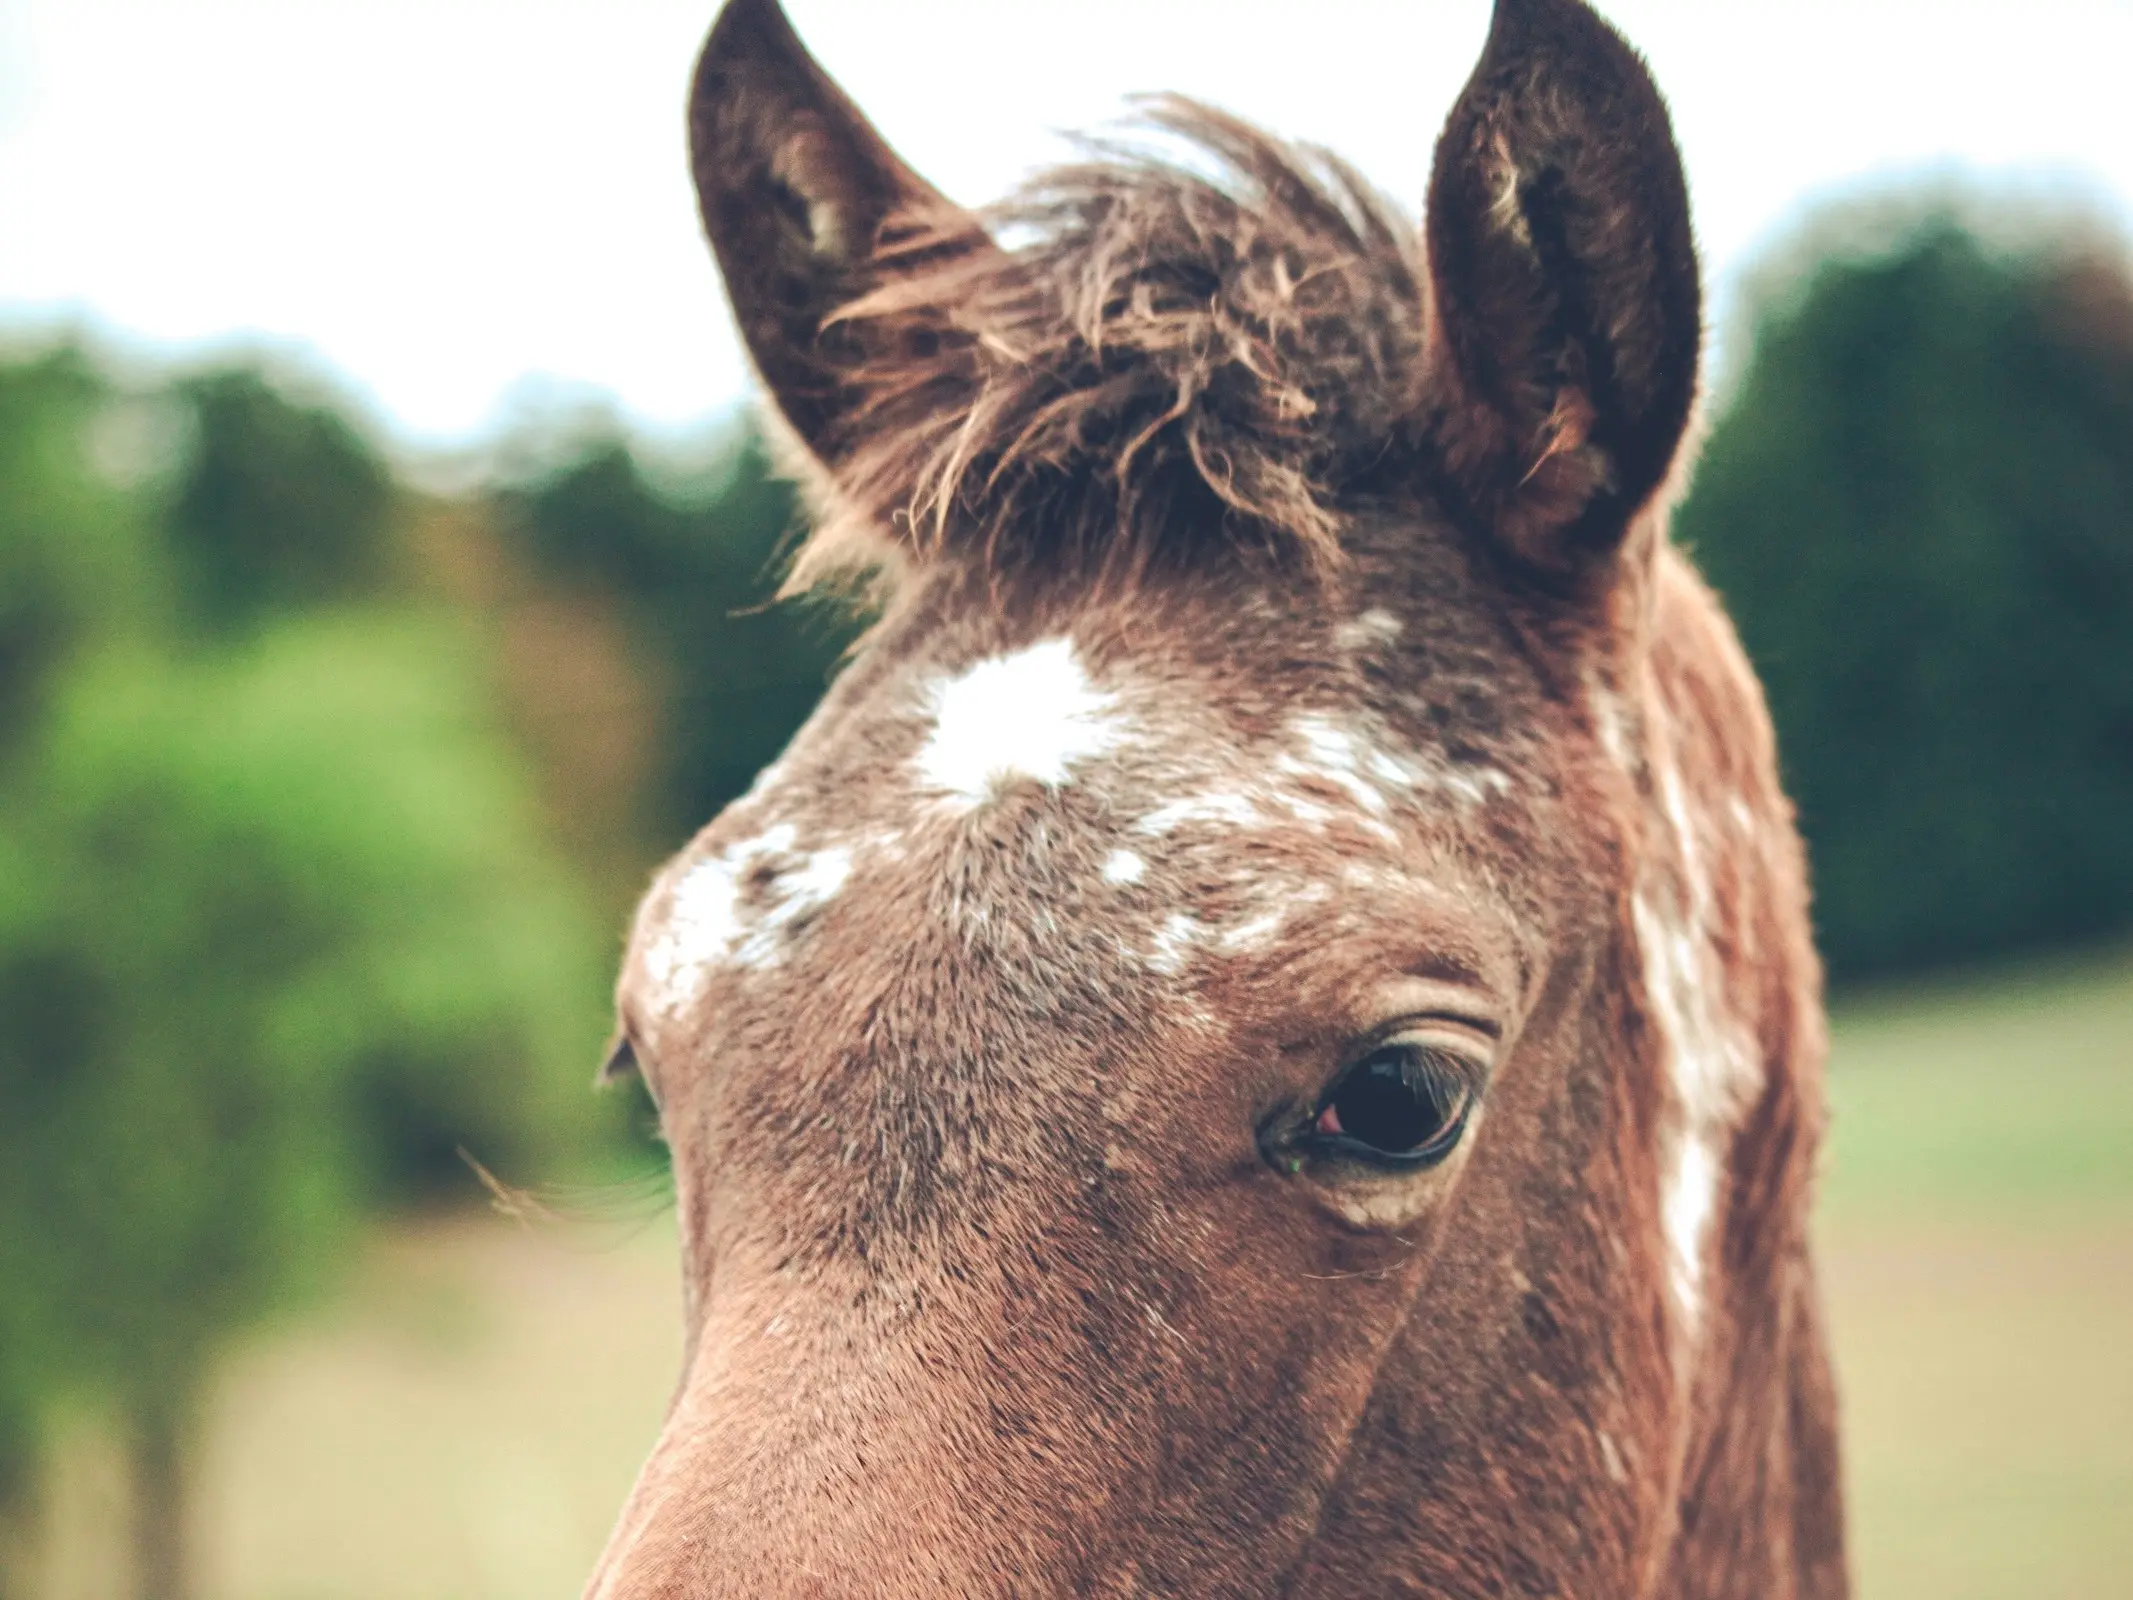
733, 845, 852, 969
1635, 757, 1763, 1338
1101, 849, 1147, 886
1366, 747, 1422, 789
646, 824, 856, 1011
1276, 792, 1337, 828
915, 638, 1126, 811
1281, 715, 1390, 816
1217, 910, 1287, 953
1659, 1125, 1722, 1325
1283, 713, 1508, 822
1135, 791, 1265, 836
1121, 711, 1507, 860
1148, 913, 1205, 976
649, 825, 792, 989
1334, 608, 1404, 651
1587, 675, 1634, 772
1458, 767, 1516, 802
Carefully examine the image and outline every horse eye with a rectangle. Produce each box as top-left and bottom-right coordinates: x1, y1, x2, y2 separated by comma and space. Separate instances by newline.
1309, 1044, 1474, 1166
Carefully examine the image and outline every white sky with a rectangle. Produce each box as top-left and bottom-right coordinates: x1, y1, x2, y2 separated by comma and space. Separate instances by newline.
3, 0, 2130, 449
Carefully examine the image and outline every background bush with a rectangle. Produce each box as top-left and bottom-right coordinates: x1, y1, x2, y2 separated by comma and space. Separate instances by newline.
1678, 214, 2133, 980
490, 419, 856, 842
0, 348, 618, 1598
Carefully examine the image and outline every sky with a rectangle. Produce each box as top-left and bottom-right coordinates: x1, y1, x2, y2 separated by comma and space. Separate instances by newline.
3, 0, 2130, 449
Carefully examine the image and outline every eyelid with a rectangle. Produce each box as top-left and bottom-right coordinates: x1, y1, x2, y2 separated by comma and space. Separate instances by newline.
1366, 1015, 1498, 1072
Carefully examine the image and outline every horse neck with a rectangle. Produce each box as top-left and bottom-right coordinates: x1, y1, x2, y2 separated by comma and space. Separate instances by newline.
1630, 550, 1846, 1597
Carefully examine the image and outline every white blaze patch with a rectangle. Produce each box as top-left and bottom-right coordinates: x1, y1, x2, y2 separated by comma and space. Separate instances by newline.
916, 638, 1126, 811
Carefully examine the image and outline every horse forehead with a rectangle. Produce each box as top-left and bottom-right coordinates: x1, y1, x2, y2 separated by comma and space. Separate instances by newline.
629, 633, 1514, 1023
739, 634, 1255, 844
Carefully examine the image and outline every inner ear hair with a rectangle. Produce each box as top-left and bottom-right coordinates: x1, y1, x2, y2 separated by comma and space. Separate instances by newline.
1422, 0, 1702, 583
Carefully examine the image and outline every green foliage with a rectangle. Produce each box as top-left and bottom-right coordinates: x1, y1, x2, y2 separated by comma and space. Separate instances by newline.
0, 345, 168, 1504
494, 420, 858, 838
0, 619, 608, 1412
163, 366, 396, 633
1680, 217, 2133, 979
0, 349, 165, 745
0, 343, 616, 1582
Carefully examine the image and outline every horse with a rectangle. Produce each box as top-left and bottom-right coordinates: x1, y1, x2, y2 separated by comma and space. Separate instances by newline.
585, 0, 1847, 1593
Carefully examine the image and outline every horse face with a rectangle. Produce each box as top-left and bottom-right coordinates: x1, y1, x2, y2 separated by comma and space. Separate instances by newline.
586, 3, 1830, 1596
595, 564, 1581, 1595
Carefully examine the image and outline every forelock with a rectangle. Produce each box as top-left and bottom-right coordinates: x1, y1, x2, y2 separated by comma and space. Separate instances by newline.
793, 99, 1430, 591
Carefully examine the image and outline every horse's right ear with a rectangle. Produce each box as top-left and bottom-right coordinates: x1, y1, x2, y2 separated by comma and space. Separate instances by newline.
1421, 0, 1702, 589
688, 0, 986, 465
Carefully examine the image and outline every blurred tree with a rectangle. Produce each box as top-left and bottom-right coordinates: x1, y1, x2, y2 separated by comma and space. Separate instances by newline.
163, 365, 396, 633
0, 621, 611, 1599
0, 351, 167, 1587
0, 348, 165, 749
493, 419, 859, 843
0, 346, 615, 1599
1681, 214, 2133, 978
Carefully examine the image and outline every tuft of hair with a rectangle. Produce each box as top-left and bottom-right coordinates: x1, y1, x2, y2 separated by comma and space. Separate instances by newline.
786, 100, 1428, 594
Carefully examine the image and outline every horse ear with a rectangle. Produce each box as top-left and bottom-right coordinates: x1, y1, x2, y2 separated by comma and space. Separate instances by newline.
688, 0, 985, 463
1422, 0, 1701, 584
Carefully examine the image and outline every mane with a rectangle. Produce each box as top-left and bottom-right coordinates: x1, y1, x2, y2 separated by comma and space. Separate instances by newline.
789, 99, 1430, 592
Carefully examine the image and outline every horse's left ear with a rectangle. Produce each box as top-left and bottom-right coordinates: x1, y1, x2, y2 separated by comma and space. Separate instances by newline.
1422, 0, 1701, 585
688, 0, 988, 465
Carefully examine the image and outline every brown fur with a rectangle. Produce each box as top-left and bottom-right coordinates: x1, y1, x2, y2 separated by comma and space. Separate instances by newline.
588, 1, 1847, 1594
800, 102, 1427, 587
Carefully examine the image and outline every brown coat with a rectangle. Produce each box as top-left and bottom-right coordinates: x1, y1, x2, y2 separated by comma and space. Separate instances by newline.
587, 1, 1846, 1594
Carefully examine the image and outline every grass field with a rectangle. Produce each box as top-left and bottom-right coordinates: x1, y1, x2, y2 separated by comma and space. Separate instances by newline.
27, 948, 2133, 1598
1811, 946, 2133, 1600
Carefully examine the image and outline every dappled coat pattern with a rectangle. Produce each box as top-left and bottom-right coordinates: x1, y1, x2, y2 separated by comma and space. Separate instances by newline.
587, 0, 1846, 1595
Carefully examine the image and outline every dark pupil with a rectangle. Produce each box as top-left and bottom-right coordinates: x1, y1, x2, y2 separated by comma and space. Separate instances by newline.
1333, 1053, 1452, 1153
